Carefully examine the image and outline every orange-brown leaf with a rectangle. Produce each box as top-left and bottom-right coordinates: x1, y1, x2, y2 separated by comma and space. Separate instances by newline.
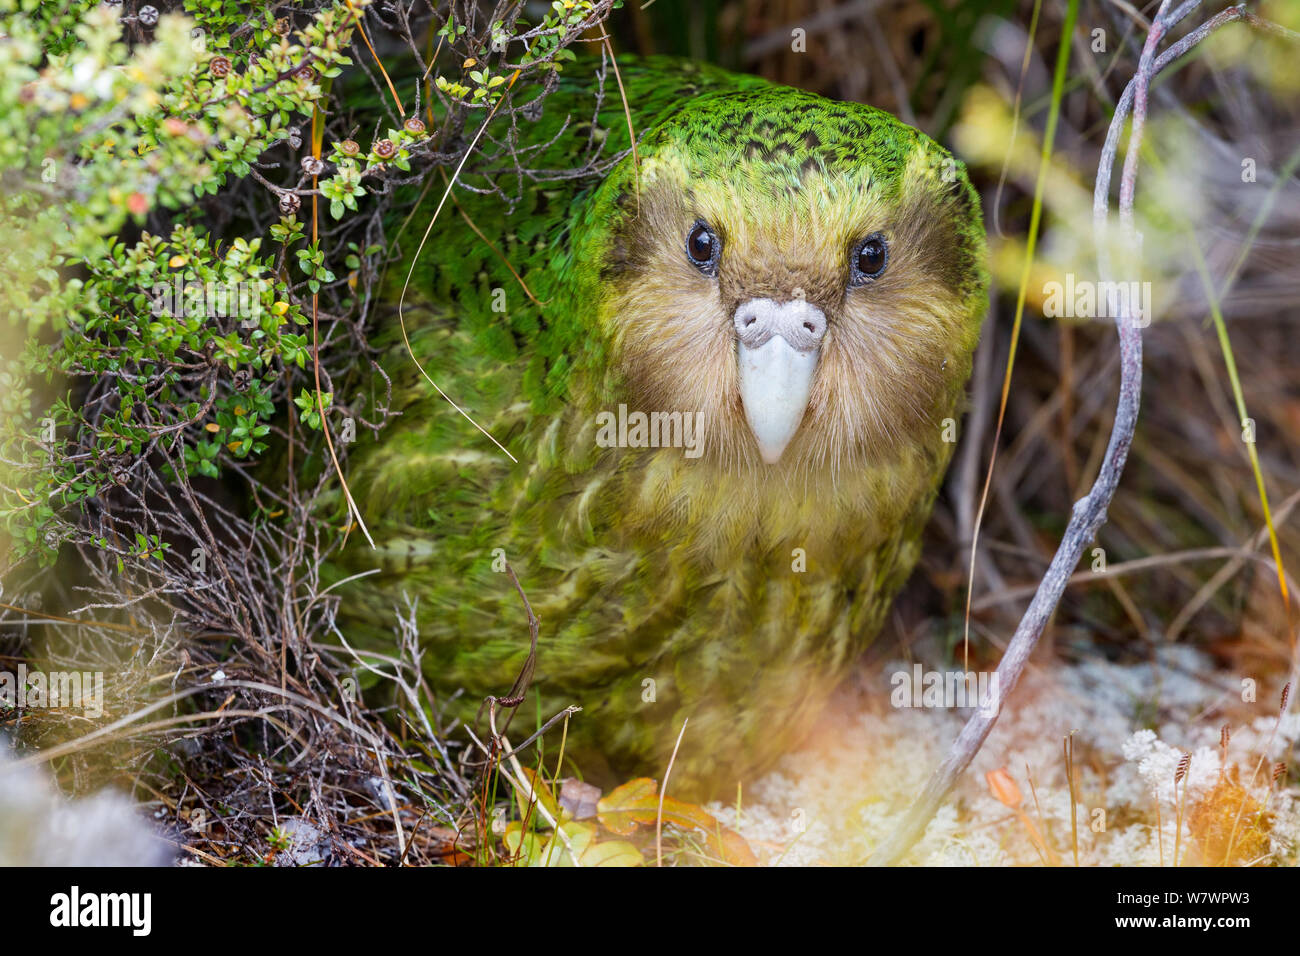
596, 777, 757, 865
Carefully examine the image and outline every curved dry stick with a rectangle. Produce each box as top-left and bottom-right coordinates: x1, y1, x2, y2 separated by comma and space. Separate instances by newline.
866, 0, 1260, 866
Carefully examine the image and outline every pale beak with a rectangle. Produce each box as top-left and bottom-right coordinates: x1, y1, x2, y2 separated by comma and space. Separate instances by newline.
734, 298, 827, 464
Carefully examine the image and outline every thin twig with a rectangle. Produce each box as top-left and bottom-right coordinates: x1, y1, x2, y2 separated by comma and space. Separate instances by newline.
867, 0, 1234, 867
656, 717, 689, 868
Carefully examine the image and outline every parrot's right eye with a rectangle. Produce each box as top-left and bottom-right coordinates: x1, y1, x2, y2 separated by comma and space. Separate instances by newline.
685, 221, 721, 276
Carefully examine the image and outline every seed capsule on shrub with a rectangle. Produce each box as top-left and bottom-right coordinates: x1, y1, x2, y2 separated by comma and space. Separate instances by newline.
279, 192, 301, 216
300, 155, 325, 177
338, 139, 360, 157
295, 65, 315, 82
374, 139, 396, 159
209, 56, 231, 78
138, 5, 158, 26
403, 118, 426, 135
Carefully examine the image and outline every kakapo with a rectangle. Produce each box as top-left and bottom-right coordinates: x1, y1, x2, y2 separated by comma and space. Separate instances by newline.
322, 57, 988, 795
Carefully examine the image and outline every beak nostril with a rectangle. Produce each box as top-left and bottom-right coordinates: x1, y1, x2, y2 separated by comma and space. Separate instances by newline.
734, 298, 828, 353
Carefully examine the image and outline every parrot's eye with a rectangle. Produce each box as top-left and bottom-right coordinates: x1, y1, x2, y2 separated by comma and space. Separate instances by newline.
685, 221, 721, 276
850, 233, 889, 285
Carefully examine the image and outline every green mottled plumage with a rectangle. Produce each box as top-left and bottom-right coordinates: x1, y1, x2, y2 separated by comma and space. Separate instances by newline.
322, 57, 987, 795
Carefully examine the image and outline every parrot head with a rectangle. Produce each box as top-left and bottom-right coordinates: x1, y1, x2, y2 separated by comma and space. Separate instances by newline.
576, 86, 986, 474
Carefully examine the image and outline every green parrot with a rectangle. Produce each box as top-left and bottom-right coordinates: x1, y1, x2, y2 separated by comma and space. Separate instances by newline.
323, 56, 987, 797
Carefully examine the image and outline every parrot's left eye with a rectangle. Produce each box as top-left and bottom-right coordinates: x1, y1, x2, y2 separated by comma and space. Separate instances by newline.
849, 233, 889, 286
685, 220, 721, 277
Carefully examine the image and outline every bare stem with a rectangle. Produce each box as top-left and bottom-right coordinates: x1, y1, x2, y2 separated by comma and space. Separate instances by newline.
865, 0, 1263, 866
